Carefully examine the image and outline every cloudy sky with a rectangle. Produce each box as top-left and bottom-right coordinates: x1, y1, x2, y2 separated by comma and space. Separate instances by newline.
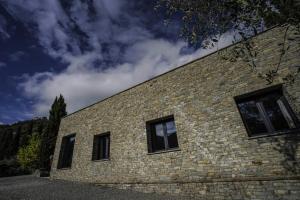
0, 0, 235, 124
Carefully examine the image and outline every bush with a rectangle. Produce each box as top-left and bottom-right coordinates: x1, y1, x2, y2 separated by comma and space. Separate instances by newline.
0, 158, 30, 177
17, 133, 41, 171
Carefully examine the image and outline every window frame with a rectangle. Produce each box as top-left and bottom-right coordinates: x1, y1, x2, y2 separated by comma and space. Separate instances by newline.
146, 115, 179, 153
92, 132, 110, 161
234, 84, 300, 137
57, 133, 76, 169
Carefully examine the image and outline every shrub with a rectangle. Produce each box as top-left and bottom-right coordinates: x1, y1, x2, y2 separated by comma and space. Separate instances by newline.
17, 133, 41, 171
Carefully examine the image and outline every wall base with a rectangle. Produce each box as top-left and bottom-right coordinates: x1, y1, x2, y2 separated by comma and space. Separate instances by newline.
96, 177, 300, 199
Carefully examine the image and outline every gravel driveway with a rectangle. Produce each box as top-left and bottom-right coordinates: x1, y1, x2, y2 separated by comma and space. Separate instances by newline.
0, 175, 189, 200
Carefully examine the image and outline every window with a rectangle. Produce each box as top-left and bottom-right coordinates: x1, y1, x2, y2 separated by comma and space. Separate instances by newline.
92, 132, 110, 160
146, 115, 179, 153
235, 85, 299, 137
57, 134, 76, 169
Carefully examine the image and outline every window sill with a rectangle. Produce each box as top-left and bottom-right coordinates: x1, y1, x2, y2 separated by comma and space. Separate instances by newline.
57, 167, 71, 170
248, 128, 300, 139
147, 148, 181, 155
92, 159, 110, 162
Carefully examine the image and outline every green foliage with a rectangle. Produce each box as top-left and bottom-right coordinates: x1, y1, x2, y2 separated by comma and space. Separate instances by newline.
0, 95, 67, 175
17, 133, 41, 171
0, 118, 48, 161
40, 94, 67, 171
0, 158, 30, 177
156, 0, 300, 46
157, 0, 300, 84
220, 24, 300, 84
0, 118, 48, 176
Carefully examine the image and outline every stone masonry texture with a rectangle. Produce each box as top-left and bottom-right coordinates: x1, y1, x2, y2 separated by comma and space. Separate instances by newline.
51, 26, 300, 199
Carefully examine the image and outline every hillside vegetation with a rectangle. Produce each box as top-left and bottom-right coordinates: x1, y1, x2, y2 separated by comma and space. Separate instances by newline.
0, 95, 67, 177
0, 118, 48, 177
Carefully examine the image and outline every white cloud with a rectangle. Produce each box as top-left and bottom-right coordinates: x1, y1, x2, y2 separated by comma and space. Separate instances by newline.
9, 51, 26, 62
0, 61, 6, 68
0, 14, 10, 39
2, 0, 236, 116
1, 0, 152, 61
20, 33, 235, 115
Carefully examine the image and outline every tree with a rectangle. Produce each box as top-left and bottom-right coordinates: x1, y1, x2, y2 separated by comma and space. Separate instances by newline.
156, 0, 300, 84
40, 95, 67, 172
17, 133, 41, 171
156, 0, 300, 45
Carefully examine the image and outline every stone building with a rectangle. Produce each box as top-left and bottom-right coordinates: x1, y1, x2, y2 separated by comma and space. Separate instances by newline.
51, 26, 300, 199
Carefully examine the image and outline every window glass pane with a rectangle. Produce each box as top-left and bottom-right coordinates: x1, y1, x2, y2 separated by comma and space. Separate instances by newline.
99, 137, 104, 159
70, 136, 75, 142
100, 136, 108, 159
65, 136, 75, 167
93, 134, 110, 160
153, 123, 165, 151
166, 121, 178, 148
92, 137, 99, 160
261, 93, 290, 131
58, 134, 75, 168
236, 86, 299, 136
146, 116, 180, 153
238, 101, 268, 135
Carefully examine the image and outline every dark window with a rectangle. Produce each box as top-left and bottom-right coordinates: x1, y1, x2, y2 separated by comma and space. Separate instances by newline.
92, 132, 110, 160
146, 115, 179, 153
57, 134, 76, 169
235, 85, 299, 137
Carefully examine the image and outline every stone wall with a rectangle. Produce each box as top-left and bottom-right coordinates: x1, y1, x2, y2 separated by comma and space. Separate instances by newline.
51, 26, 300, 199
101, 179, 300, 200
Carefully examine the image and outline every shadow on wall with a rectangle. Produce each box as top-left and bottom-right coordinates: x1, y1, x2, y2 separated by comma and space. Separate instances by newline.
257, 134, 300, 174
274, 134, 300, 174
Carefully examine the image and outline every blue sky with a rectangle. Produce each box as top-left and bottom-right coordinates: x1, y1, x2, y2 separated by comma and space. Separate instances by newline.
0, 0, 234, 124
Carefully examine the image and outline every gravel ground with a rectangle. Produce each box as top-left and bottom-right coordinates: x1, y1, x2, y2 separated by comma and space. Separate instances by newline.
0, 175, 190, 200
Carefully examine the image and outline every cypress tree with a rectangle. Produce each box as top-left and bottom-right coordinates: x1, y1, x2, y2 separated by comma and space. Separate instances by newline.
40, 95, 67, 172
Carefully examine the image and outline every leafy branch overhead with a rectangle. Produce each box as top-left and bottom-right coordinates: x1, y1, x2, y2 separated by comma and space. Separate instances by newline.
156, 0, 300, 84
226, 24, 300, 84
